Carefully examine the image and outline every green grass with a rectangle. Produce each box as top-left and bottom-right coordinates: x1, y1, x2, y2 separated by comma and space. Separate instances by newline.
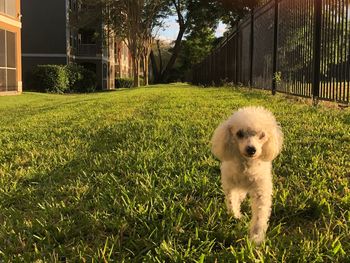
0, 83, 349, 262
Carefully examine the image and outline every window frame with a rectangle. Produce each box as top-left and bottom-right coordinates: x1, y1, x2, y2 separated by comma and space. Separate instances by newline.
0, 29, 17, 92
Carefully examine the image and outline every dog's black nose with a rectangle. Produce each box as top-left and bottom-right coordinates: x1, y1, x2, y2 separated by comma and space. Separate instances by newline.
246, 146, 256, 156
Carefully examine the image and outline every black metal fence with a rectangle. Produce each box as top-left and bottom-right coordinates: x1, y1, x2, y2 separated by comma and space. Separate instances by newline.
192, 0, 350, 104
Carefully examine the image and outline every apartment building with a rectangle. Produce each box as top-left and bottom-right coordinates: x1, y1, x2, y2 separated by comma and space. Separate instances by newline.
115, 39, 132, 79
21, 0, 132, 91
0, 0, 22, 95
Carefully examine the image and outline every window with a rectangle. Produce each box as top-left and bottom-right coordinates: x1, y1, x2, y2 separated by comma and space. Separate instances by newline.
0, 69, 5, 92
6, 31, 15, 68
0, 29, 5, 67
0, 0, 4, 13
7, 68, 16, 91
0, 0, 16, 17
0, 29, 17, 92
6, 0, 15, 16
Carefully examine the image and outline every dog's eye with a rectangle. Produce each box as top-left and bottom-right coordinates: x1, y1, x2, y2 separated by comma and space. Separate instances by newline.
236, 130, 244, 139
260, 132, 265, 139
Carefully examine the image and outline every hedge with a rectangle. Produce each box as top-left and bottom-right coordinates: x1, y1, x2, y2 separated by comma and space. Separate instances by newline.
65, 64, 96, 93
32, 65, 69, 93
32, 64, 96, 93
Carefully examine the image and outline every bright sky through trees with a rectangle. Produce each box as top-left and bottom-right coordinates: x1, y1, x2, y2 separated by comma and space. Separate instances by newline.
157, 16, 227, 42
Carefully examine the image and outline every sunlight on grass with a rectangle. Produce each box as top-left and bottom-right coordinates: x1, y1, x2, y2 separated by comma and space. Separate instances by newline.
0, 84, 349, 261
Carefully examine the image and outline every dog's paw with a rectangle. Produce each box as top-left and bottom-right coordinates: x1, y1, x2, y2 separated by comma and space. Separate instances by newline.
226, 204, 242, 219
232, 210, 242, 219
249, 232, 265, 245
225, 200, 242, 219
225, 201, 233, 213
249, 226, 266, 245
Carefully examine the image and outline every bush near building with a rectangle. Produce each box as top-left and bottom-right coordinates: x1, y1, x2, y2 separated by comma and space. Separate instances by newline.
65, 64, 97, 93
32, 65, 69, 93
32, 64, 96, 93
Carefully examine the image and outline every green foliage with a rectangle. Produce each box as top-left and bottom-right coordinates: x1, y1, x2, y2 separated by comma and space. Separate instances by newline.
75, 0, 168, 87
65, 64, 97, 93
32, 64, 96, 94
32, 65, 69, 93
177, 26, 216, 81
115, 78, 134, 89
155, 26, 216, 83
65, 64, 83, 88
273, 71, 282, 85
273, 1, 349, 83
214, 0, 260, 26
0, 84, 349, 261
77, 67, 97, 93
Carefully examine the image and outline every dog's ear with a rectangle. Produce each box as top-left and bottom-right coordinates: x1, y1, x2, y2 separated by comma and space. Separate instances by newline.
261, 123, 283, 161
211, 120, 236, 161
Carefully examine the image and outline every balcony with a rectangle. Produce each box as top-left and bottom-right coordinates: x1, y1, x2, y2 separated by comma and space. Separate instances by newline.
77, 44, 98, 56
75, 44, 110, 58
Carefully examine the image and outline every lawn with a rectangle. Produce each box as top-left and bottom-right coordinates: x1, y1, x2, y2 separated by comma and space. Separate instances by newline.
0, 83, 349, 262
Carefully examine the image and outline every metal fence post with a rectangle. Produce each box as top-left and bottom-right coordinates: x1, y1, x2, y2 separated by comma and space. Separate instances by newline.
313, 0, 322, 104
272, 0, 279, 95
249, 9, 255, 87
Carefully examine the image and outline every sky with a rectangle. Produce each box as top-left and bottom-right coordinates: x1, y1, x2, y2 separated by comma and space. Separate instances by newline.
157, 16, 227, 43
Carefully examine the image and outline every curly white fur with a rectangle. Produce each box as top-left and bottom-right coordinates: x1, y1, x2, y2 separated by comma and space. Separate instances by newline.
211, 106, 283, 244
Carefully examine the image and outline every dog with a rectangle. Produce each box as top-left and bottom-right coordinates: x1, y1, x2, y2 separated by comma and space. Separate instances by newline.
211, 106, 283, 244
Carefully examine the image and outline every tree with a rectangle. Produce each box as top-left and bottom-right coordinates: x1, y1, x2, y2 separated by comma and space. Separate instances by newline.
152, 0, 220, 83
152, 0, 261, 83
150, 39, 173, 83
214, 0, 259, 27
174, 26, 216, 82
138, 1, 169, 86
73, 0, 167, 87
108, 0, 167, 87
74, 0, 264, 86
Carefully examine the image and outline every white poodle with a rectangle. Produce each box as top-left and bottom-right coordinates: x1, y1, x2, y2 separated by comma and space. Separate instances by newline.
211, 106, 283, 244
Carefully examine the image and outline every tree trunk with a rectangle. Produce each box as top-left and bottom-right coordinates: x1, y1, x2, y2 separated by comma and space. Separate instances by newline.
150, 50, 160, 83
132, 57, 140, 87
160, 24, 187, 83
143, 54, 149, 86
157, 40, 163, 75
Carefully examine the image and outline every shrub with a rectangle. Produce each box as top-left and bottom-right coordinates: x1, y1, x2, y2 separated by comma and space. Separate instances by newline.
65, 64, 83, 89
32, 64, 96, 93
32, 65, 69, 93
65, 64, 96, 93
115, 78, 133, 89
76, 67, 97, 93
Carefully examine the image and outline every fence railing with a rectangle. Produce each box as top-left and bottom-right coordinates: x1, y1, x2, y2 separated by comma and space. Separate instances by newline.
192, 0, 350, 104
